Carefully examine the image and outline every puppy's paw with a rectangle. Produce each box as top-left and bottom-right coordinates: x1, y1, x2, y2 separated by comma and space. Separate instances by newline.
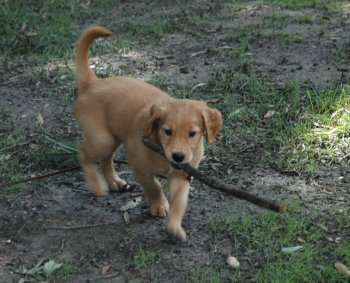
88, 179, 109, 196
107, 174, 129, 192
150, 198, 169, 218
167, 223, 187, 242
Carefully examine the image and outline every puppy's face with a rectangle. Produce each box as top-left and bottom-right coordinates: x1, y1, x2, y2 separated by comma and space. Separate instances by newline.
148, 100, 222, 164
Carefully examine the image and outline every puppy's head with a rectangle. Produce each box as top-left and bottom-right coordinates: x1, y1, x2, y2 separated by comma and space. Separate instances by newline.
147, 100, 222, 164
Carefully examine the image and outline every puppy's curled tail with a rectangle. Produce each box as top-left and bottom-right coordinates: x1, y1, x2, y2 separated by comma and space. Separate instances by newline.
76, 26, 113, 92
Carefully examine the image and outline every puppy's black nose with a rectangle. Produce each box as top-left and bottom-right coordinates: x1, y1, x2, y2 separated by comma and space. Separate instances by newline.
172, 152, 185, 163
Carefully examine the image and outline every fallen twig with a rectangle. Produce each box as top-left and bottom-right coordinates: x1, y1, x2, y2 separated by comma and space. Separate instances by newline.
142, 136, 285, 213
92, 272, 120, 281
0, 160, 127, 190
54, 239, 65, 257
0, 166, 81, 190
45, 222, 119, 230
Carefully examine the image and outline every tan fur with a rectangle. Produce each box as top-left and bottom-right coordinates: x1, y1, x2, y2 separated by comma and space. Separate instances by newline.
73, 26, 223, 241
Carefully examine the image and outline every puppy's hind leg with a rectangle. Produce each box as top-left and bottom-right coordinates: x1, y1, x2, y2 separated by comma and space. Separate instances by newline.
79, 141, 109, 196
101, 143, 128, 192
78, 128, 120, 196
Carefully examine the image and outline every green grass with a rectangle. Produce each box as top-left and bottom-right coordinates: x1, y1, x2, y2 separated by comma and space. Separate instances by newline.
33, 64, 76, 104
0, 0, 179, 62
190, 268, 230, 283
0, 122, 79, 196
207, 204, 349, 282
0, 127, 34, 195
0, 0, 86, 60
133, 245, 159, 281
225, 0, 350, 13
264, 0, 348, 10
206, 68, 350, 175
279, 85, 350, 174
58, 261, 81, 280
258, 30, 306, 44
119, 17, 178, 42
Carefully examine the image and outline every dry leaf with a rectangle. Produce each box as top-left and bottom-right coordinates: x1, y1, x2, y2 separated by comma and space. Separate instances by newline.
42, 260, 63, 277
80, 0, 91, 9
123, 212, 130, 224
29, 143, 38, 149
334, 262, 350, 277
120, 196, 142, 212
21, 21, 27, 32
192, 82, 206, 90
226, 256, 240, 268
101, 265, 111, 275
316, 223, 329, 232
281, 246, 303, 253
297, 237, 305, 243
119, 64, 130, 70
263, 110, 275, 120
37, 114, 44, 126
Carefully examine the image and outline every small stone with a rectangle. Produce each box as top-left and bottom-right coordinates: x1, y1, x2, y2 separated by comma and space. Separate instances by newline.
227, 256, 240, 268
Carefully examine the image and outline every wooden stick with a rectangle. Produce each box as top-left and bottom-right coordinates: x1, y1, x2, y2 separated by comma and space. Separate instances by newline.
142, 136, 285, 213
0, 166, 81, 189
0, 160, 127, 190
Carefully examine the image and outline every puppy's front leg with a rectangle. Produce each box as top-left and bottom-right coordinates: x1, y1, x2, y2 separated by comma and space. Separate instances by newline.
167, 171, 190, 242
132, 169, 169, 218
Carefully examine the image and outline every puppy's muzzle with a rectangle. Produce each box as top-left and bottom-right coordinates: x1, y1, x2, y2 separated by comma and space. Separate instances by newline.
172, 152, 186, 163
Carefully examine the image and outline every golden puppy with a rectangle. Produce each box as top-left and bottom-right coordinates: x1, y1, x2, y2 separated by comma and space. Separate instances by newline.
73, 26, 222, 241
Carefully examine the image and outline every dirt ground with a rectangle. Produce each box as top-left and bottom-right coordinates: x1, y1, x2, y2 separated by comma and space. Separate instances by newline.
0, 1, 349, 282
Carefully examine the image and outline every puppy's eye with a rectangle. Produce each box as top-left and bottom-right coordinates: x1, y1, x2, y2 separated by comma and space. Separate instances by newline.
164, 129, 173, 136
189, 131, 196, 138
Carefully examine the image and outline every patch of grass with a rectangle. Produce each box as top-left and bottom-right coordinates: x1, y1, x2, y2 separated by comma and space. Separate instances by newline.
0, 121, 79, 196
278, 85, 350, 174
266, 0, 320, 8
262, 12, 292, 30
265, 0, 347, 10
208, 67, 350, 175
208, 205, 349, 282
58, 261, 81, 280
0, 0, 138, 61
225, 0, 349, 12
207, 71, 300, 169
228, 28, 254, 67
258, 30, 306, 44
292, 13, 315, 24
0, 127, 34, 195
0, 0, 84, 60
332, 41, 350, 67
190, 267, 234, 283
32, 64, 76, 104
114, 16, 178, 44
133, 244, 159, 280
148, 75, 204, 100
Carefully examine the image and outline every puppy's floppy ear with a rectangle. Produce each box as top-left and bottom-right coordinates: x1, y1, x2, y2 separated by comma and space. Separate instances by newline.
147, 104, 166, 137
202, 108, 223, 144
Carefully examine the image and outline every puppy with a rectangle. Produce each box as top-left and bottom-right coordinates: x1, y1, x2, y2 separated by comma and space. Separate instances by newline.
73, 26, 222, 241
